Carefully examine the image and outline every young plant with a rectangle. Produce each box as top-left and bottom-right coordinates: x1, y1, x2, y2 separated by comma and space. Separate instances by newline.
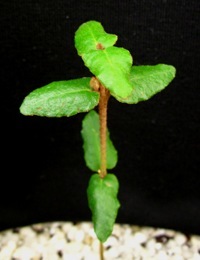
20, 20, 176, 247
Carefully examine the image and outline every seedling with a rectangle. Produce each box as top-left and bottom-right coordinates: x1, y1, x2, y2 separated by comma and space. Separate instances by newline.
20, 20, 176, 258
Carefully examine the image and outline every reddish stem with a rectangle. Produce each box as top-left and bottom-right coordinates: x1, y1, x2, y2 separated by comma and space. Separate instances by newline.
98, 82, 110, 178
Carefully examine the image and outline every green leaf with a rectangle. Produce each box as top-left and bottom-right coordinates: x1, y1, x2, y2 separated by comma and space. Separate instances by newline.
115, 64, 176, 103
20, 78, 100, 117
81, 110, 118, 171
75, 20, 133, 99
75, 20, 118, 55
87, 173, 120, 242
82, 47, 133, 99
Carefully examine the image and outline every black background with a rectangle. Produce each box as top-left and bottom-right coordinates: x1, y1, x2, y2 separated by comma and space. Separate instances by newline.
1, 0, 200, 235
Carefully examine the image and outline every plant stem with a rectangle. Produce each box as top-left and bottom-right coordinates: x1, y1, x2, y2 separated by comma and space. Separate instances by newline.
99, 242, 104, 260
98, 83, 110, 178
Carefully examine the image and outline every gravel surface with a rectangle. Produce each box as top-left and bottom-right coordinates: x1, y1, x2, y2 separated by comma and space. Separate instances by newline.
0, 221, 200, 259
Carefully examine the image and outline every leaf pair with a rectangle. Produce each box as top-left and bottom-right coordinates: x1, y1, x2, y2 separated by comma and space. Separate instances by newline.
19, 63, 175, 117
20, 20, 176, 118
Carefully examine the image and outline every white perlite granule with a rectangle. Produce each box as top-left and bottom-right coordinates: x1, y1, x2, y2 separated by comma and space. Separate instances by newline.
0, 221, 200, 259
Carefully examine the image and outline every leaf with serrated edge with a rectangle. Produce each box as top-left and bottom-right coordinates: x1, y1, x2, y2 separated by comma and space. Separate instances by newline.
75, 20, 117, 55
20, 78, 100, 117
87, 173, 120, 242
114, 64, 176, 103
81, 110, 118, 171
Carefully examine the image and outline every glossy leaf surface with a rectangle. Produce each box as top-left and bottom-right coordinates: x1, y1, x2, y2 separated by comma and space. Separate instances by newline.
20, 78, 100, 117
87, 173, 120, 242
115, 64, 176, 103
75, 20, 133, 99
81, 110, 118, 171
